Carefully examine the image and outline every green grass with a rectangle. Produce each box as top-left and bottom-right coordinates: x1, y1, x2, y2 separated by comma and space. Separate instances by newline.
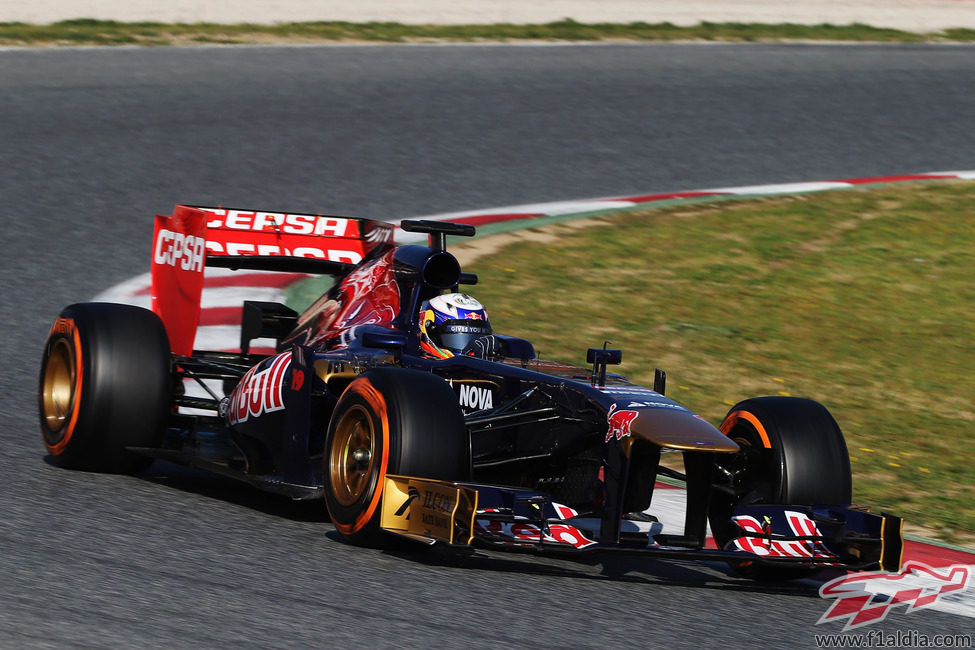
2, 18, 974, 47
453, 182, 974, 543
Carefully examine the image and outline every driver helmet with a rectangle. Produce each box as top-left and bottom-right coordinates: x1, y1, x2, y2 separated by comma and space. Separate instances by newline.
420, 293, 492, 358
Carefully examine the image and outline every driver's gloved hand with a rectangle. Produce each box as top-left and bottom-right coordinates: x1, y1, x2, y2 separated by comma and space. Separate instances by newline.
462, 335, 504, 360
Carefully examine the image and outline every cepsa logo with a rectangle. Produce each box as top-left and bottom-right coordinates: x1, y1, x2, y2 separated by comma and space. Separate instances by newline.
203, 209, 355, 237
154, 228, 205, 272
225, 353, 291, 426
818, 561, 972, 630
200, 209, 363, 263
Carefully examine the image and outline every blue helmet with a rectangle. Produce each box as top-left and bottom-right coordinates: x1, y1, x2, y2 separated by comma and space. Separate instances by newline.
420, 293, 492, 354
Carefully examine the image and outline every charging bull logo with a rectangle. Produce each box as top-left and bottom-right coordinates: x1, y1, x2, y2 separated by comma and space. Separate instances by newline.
818, 561, 971, 630
606, 404, 639, 442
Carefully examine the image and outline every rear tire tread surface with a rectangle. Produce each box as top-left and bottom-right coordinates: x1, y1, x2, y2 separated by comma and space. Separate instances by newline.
38, 302, 172, 474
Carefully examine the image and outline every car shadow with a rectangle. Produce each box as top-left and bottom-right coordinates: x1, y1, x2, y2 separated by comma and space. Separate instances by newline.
136, 459, 331, 523
369, 532, 828, 598
90, 456, 832, 597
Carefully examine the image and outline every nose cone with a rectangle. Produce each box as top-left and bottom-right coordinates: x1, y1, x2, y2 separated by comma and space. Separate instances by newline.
626, 407, 740, 453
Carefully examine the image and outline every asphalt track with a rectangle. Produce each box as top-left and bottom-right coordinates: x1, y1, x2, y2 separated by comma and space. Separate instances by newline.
3, 43, 975, 648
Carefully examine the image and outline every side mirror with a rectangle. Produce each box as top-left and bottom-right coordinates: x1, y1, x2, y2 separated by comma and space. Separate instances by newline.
587, 346, 622, 387
586, 347, 622, 365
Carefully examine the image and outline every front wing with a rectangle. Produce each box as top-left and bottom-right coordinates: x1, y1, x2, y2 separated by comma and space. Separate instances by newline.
380, 475, 904, 572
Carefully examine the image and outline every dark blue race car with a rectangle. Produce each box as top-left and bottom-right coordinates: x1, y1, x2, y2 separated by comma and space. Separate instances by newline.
38, 205, 904, 579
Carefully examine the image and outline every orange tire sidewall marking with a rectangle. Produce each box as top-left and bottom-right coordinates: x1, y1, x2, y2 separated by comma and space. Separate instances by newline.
45, 318, 84, 456
719, 410, 772, 449
336, 377, 390, 536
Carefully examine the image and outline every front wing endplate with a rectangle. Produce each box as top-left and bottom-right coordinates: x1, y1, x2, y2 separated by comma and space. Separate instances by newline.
381, 475, 479, 545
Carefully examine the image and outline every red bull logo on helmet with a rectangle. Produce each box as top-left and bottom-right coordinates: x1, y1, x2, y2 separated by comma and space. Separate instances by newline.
606, 403, 640, 442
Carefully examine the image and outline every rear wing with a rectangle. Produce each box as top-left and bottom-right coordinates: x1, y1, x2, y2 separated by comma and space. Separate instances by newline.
151, 204, 394, 355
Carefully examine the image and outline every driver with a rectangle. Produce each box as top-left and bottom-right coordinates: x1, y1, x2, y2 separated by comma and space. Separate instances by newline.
419, 293, 503, 360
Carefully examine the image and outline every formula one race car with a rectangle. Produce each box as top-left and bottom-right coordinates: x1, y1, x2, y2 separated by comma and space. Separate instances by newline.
38, 205, 904, 579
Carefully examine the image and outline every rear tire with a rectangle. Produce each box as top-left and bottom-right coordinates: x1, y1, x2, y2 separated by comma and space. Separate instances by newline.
324, 367, 470, 547
709, 396, 851, 579
38, 303, 172, 474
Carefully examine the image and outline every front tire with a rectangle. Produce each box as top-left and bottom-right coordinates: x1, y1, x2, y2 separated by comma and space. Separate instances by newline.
709, 396, 851, 579
38, 302, 172, 474
324, 367, 470, 547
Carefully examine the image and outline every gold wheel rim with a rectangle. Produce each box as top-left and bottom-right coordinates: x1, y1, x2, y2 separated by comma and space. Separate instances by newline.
42, 338, 75, 434
329, 404, 376, 507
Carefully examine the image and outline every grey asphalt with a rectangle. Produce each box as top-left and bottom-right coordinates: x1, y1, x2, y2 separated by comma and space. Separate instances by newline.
2, 43, 974, 648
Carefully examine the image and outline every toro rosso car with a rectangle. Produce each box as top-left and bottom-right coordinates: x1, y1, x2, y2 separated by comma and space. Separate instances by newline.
39, 205, 905, 579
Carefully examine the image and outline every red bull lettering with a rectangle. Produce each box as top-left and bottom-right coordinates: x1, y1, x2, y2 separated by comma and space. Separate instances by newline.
226, 353, 291, 426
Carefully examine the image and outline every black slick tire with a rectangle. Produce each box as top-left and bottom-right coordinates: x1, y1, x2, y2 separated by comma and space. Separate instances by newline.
38, 302, 172, 474
324, 367, 470, 547
710, 396, 852, 580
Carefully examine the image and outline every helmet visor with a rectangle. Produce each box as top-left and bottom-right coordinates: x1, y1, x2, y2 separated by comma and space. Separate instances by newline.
436, 319, 492, 352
